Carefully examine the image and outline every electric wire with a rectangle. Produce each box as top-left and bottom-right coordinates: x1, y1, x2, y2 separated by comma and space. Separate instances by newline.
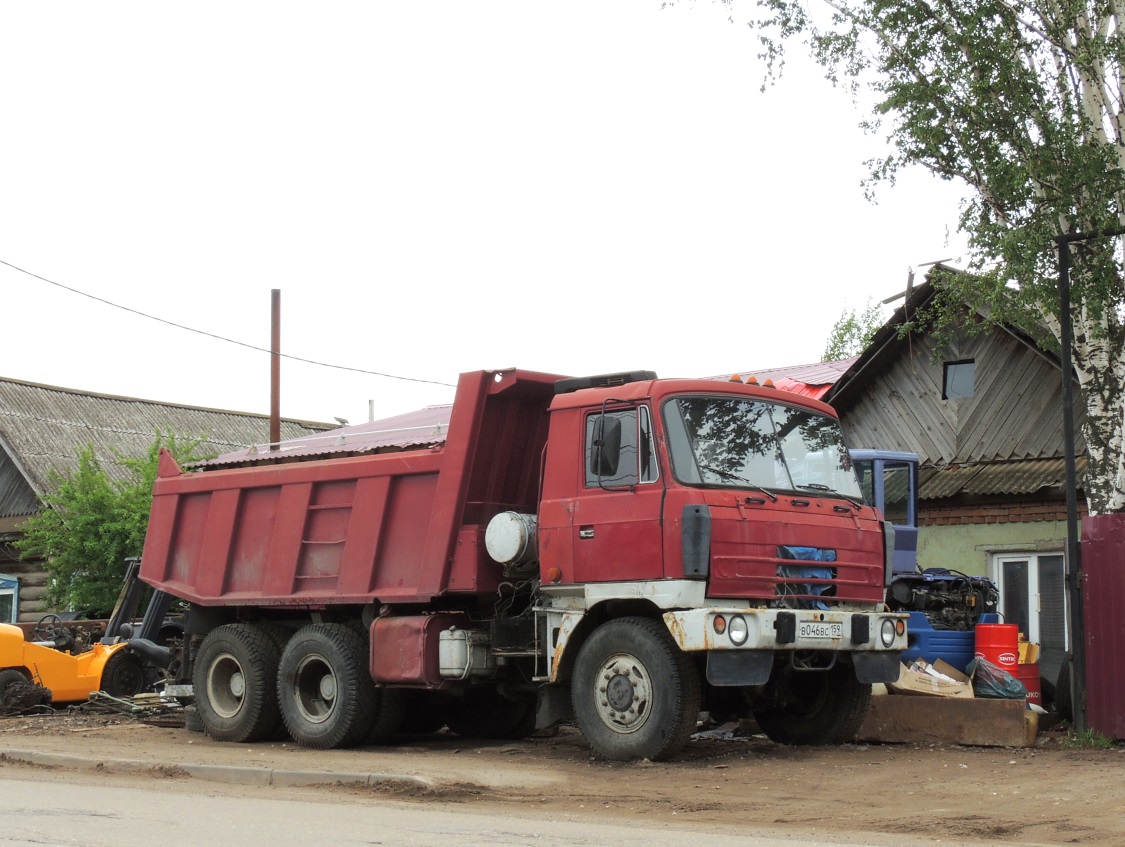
0, 258, 456, 388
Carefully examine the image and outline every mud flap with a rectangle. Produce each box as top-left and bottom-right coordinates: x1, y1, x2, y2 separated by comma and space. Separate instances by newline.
706, 650, 773, 686
852, 652, 902, 684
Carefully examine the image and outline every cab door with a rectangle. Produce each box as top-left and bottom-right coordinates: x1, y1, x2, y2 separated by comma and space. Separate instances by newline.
569, 405, 665, 584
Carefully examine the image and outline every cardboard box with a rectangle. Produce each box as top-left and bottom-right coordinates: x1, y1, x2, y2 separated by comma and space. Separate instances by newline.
887, 658, 974, 699
1018, 639, 1040, 664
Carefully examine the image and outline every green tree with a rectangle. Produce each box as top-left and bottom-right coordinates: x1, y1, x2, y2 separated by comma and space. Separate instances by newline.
742, 0, 1125, 514
15, 432, 204, 614
823, 299, 885, 361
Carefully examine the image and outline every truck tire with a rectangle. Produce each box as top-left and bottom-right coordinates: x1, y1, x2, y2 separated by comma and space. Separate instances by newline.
753, 661, 870, 745
100, 650, 146, 698
571, 617, 700, 761
277, 623, 376, 749
193, 624, 283, 743
364, 687, 408, 744
1055, 657, 1073, 724
447, 691, 537, 740
396, 690, 448, 735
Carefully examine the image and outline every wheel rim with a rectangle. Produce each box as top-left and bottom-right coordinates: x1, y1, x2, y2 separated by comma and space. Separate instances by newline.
593, 651, 652, 734
293, 652, 337, 725
206, 651, 247, 719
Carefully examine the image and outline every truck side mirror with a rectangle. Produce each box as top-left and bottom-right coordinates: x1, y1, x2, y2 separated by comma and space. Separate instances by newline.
590, 414, 622, 477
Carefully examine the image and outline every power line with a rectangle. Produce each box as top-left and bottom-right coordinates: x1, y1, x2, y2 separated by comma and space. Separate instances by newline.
1, 258, 457, 389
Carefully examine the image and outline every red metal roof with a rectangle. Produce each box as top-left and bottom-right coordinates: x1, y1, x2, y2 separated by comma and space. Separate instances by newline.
715, 358, 858, 400
200, 405, 453, 469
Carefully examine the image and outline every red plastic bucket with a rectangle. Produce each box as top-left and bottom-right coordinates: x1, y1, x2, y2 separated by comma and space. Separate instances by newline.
975, 623, 1020, 672
1018, 662, 1041, 706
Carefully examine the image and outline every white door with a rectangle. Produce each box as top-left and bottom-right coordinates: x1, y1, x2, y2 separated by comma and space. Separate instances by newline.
992, 553, 1067, 686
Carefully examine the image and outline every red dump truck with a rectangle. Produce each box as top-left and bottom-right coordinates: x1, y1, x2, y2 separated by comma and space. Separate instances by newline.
139, 368, 907, 760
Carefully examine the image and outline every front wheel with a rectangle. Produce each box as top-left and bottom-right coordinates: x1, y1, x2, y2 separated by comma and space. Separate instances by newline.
571, 617, 700, 761
753, 660, 871, 745
100, 649, 145, 698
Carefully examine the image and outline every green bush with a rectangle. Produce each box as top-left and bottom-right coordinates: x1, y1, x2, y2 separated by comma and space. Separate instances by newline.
15, 432, 205, 615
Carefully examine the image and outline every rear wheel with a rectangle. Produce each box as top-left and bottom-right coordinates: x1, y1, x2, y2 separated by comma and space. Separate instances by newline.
571, 617, 700, 761
753, 661, 870, 745
364, 687, 408, 744
396, 690, 449, 735
447, 690, 537, 740
193, 624, 282, 742
100, 649, 145, 698
277, 623, 376, 749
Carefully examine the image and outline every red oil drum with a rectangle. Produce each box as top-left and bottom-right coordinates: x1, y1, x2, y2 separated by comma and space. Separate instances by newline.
1017, 662, 1042, 706
975, 623, 1020, 672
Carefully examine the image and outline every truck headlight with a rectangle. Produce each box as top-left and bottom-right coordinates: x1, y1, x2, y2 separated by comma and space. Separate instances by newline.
880, 618, 897, 647
728, 615, 749, 646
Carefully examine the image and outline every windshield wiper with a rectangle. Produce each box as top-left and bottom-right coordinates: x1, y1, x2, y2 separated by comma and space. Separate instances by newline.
700, 465, 779, 502
796, 483, 863, 509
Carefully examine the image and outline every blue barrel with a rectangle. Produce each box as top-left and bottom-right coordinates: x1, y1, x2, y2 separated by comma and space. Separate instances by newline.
903, 612, 976, 674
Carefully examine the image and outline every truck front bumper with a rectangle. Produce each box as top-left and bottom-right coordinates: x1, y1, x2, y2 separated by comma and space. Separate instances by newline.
665, 607, 908, 686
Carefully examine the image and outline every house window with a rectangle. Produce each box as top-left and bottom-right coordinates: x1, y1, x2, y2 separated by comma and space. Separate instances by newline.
943, 359, 976, 399
0, 575, 17, 624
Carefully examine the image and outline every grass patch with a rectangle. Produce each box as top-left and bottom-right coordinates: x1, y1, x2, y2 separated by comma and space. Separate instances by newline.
1062, 728, 1120, 749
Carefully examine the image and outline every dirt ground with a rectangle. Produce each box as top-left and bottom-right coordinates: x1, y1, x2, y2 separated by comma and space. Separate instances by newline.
1, 704, 1123, 846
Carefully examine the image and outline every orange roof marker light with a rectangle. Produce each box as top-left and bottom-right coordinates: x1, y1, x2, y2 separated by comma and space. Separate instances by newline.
763, 378, 775, 387
746, 376, 759, 385
729, 374, 743, 383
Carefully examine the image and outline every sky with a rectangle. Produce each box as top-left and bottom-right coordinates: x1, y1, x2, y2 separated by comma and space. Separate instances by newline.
2, 1, 970, 428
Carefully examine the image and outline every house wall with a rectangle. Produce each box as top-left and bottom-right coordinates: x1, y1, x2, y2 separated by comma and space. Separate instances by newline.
916, 496, 1078, 575
918, 519, 1069, 576
0, 539, 47, 623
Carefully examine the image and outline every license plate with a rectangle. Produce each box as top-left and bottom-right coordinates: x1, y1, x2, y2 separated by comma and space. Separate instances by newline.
799, 620, 843, 639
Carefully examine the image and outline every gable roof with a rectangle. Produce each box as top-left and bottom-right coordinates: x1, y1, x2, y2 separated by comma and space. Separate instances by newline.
0, 376, 332, 520
823, 274, 1083, 499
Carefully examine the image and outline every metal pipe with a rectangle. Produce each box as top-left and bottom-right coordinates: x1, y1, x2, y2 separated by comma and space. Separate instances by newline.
1056, 237, 1087, 732
270, 289, 281, 450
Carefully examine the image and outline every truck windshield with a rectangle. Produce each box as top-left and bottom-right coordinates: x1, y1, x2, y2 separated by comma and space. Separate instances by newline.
662, 395, 863, 500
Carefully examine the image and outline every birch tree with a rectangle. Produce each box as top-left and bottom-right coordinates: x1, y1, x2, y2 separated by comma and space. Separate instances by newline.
750, 0, 1125, 514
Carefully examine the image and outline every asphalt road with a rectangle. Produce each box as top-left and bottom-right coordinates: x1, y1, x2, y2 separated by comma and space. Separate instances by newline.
0, 769, 949, 847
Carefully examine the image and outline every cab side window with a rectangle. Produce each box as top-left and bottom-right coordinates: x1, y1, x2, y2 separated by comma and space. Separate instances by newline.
584, 406, 658, 487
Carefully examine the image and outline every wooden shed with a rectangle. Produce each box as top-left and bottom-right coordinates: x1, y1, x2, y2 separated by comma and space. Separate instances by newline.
824, 275, 1080, 688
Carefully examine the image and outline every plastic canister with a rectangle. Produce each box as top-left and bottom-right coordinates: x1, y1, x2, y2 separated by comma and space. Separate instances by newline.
974, 622, 1020, 672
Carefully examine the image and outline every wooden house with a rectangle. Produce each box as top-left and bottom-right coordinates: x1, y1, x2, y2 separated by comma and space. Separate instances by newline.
823, 276, 1079, 686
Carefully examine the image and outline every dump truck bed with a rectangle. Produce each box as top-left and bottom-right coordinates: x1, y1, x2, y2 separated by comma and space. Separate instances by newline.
139, 370, 561, 606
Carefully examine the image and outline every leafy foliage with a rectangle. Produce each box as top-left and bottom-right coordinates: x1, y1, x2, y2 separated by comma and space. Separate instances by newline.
823, 299, 886, 361
747, 0, 1125, 512
15, 432, 205, 614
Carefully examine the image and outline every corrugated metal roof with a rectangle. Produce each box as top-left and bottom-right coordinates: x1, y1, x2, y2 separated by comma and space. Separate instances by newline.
0, 376, 332, 513
714, 359, 858, 400
919, 458, 1084, 500
202, 405, 454, 469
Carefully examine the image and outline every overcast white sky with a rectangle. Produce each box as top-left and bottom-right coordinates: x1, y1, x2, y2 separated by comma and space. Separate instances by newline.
2, 1, 969, 428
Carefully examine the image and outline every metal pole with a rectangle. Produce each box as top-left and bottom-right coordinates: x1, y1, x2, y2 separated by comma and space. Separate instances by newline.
1057, 239, 1087, 732
270, 289, 281, 450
